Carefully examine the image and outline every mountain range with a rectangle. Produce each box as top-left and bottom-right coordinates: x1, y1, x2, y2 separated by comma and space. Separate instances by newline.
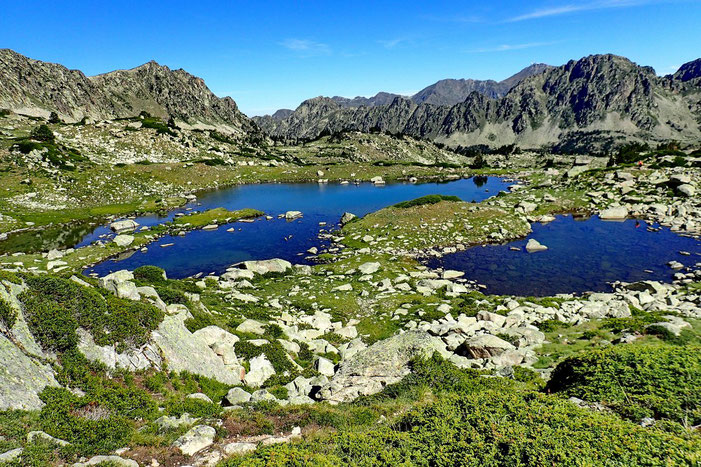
1, 49, 700, 152
258, 63, 553, 120
256, 55, 701, 151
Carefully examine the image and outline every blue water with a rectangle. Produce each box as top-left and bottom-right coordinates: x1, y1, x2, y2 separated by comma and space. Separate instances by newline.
427, 215, 700, 296
84, 176, 508, 278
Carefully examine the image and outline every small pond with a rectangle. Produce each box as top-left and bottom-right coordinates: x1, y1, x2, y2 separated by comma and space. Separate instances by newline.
426, 215, 700, 296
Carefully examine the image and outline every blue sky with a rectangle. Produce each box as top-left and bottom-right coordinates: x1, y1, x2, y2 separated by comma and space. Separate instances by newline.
1, 0, 700, 116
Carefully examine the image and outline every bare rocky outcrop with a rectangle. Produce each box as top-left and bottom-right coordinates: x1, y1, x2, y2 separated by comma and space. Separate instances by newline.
318, 331, 448, 403
0, 49, 259, 136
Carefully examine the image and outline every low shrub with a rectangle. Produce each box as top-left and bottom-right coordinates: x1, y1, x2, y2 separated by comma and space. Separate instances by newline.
226, 389, 701, 466
393, 195, 461, 209
133, 265, 167, 284
547, 345, 701, 424
19, 275, 164, 352
0, 296, 17, 329
38, 387, 134, 456
30, 124, 55, 142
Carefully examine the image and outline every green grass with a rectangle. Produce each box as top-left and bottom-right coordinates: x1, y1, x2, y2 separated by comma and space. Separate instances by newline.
173, 207, 263, 227
393, 194, 461, 208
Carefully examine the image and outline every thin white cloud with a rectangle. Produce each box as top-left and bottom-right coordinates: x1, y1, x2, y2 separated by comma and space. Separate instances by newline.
279, 39, 331, 56
378, 38, 404, 49
506, 0, 660, 22
421, 14, 484, 23
467, 41, 559, 53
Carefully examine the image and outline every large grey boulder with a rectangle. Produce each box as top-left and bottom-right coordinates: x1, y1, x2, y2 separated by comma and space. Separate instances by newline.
318, 331, 447, 403
459, 335, 515, 359
240, 259, 292, 275
225, 387, 252, 405
340, 212, 357, 225
151, 308, 243, 385
0, 448, 23, 463
599, 206, 628, 220
0, 334, 58, 410
109, 219, 139, 233
172, 425, 216, 456
525, 239, 548, 252
113, 234, 134, 247
244, 354, 275, 387
358, 262, 380, 275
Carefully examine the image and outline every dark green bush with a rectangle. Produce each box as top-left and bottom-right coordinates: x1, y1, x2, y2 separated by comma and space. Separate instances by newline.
0, 297, 17, 329
48, 112, 61, 124
393, 195, 461, 209
133, 265, 167, 284
141, 117, 176, 136
38, 387, 134, 456
153, 285, 188, 305
30, 124, 55, 142
227, 389, 700, 466
19, 275, 164, 352
547, 345, 701, 424
536, 319, 571, 332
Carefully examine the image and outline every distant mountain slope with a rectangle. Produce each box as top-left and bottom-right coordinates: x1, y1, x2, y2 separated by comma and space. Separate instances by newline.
674, 58, 701, 82
256, 55, 701, 151
0, 49, 256, 135
254, 63, 553, 126
411, 63, 553, 106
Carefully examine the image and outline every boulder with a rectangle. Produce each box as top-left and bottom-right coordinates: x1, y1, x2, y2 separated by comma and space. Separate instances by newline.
250, 389, 277, 403
459, 335, 515, 359
192, 326, 240, 347
340, 212, 357, 225
225, 387, 252, 405
0, 448, 23, 463
677, 184, 695, 197
73, 455, 138, 467
173, 425, 216, 456
285, 211, 303, 220
244, 355, 276, 387
77, 328, 161, 371
236, 319, 266, 335
315, 356, 336, 377
358, 262, 381, 275
318, 331, 447, 403
27, 431, 70, 446
525, 239, 548, 252
151, 308, 243, 385
0, 334, 59, 411
240, 258, 292, 275
109, 219, 139, 233
599, 206, 628, 220
155, 413, 199, 431
113, 234, 134, 247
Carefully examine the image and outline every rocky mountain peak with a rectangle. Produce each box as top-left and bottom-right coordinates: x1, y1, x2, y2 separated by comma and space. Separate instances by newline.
0, 49, 256, 135
674, 58, 701, 82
